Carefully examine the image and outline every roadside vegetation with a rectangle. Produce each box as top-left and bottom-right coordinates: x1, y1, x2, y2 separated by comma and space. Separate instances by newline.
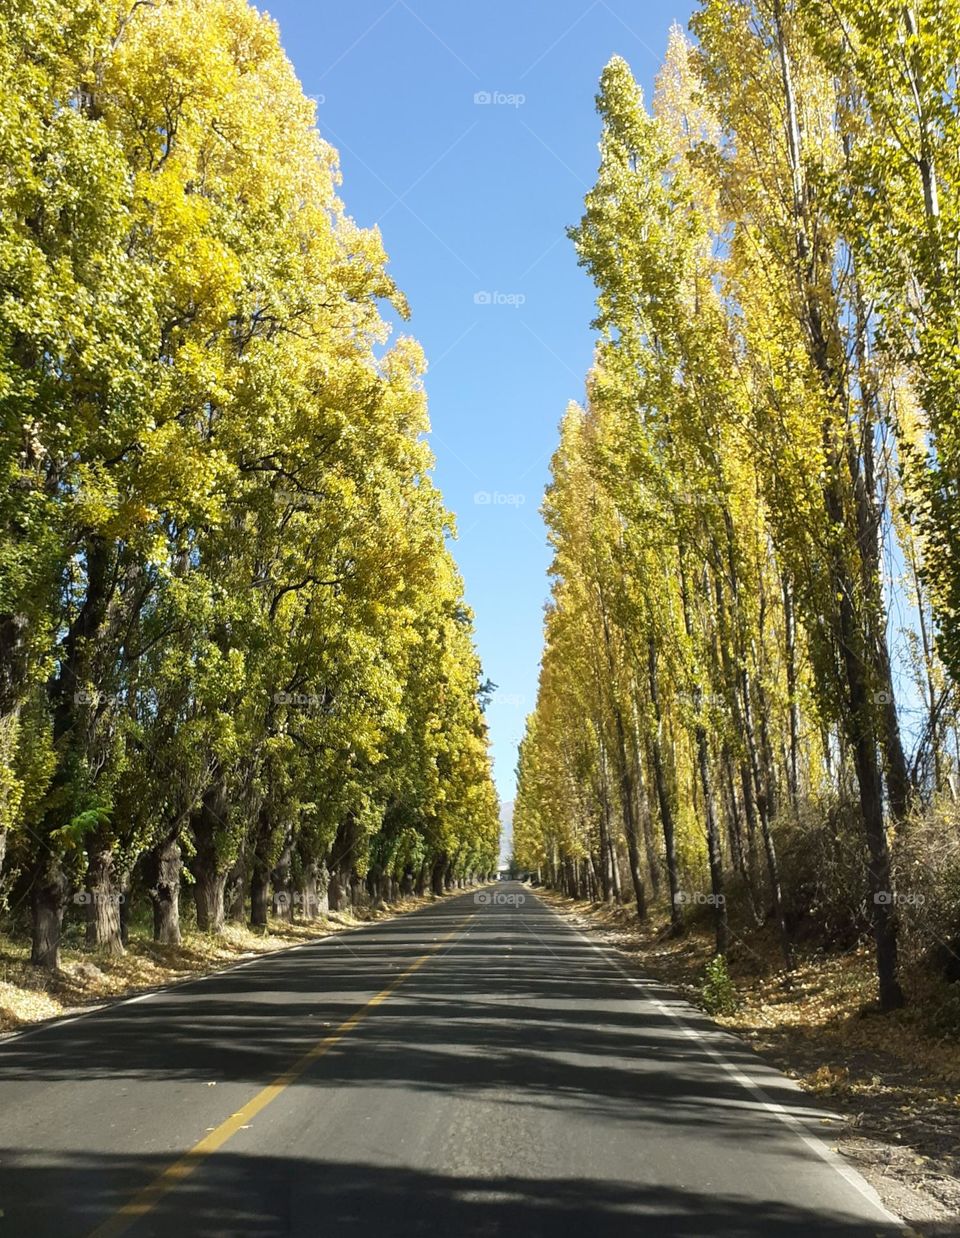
0, 0, 500, 976
515, 7, 960, 1224
515, 1, 960, 1018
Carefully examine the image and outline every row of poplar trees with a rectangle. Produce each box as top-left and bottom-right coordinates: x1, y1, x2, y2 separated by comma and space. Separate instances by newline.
0, 0, 500, 968
515, 2, 960, 1011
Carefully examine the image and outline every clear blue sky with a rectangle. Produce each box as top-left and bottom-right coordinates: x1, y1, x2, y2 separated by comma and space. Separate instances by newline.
261, 0, 693, 800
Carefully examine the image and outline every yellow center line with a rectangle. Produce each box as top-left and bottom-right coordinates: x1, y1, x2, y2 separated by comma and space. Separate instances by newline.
87, 913, 475, 1238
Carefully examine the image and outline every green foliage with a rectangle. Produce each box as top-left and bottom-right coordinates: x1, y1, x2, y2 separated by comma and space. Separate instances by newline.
517, 15, 960, 1013
700, 954, 739, 1016
0, 0, 498, 958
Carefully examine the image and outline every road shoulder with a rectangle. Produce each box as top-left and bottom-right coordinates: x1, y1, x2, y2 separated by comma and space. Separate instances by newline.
535, 885, 960, 1237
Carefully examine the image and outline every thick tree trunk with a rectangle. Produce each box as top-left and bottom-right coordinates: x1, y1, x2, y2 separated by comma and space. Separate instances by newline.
147, 835, 182, 945
84, 848, 125, 955
31, 853, 67, 969
250, 865, 270, 928
119, 872, 131, 947
224, 857, 246, 924
194, 865, 227, 933
328, 870, 345, 911
367, 865, 384, 907
189, 783, 230, 935
272, 843, 294, 922
300, 864, 320, 918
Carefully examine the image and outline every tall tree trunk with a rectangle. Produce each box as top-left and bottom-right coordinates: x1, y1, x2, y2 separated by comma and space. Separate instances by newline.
630, 690, 660, 894
721, 746, 746, 878
32, 534, 112, 969
782, 573, 801, 804
647, 637, 682, 933
679, 560, 727, 954
775, 2, 902, 1006
596, 752, 615, 903
611, 715, 646, 920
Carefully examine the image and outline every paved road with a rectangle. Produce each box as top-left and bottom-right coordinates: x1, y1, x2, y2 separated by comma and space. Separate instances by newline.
0, 884, 902, 1237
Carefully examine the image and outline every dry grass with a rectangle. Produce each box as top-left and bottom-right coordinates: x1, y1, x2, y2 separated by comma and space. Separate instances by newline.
0, 891, 444, 1035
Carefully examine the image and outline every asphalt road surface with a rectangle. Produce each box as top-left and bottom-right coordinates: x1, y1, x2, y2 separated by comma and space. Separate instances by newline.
0, 883, 904, 1237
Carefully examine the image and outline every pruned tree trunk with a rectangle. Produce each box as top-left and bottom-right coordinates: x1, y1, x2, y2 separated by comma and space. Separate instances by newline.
189, 782, 230, 935
84, 848, 125, 955
147, 835, 182, 946
31, 853, 67, 969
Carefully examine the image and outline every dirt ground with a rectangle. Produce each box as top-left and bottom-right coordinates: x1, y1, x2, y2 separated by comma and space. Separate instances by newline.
537, 887, 960, 1236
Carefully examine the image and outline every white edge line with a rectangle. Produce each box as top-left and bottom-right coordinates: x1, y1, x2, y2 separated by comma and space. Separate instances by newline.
558, 912, 905, 1230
